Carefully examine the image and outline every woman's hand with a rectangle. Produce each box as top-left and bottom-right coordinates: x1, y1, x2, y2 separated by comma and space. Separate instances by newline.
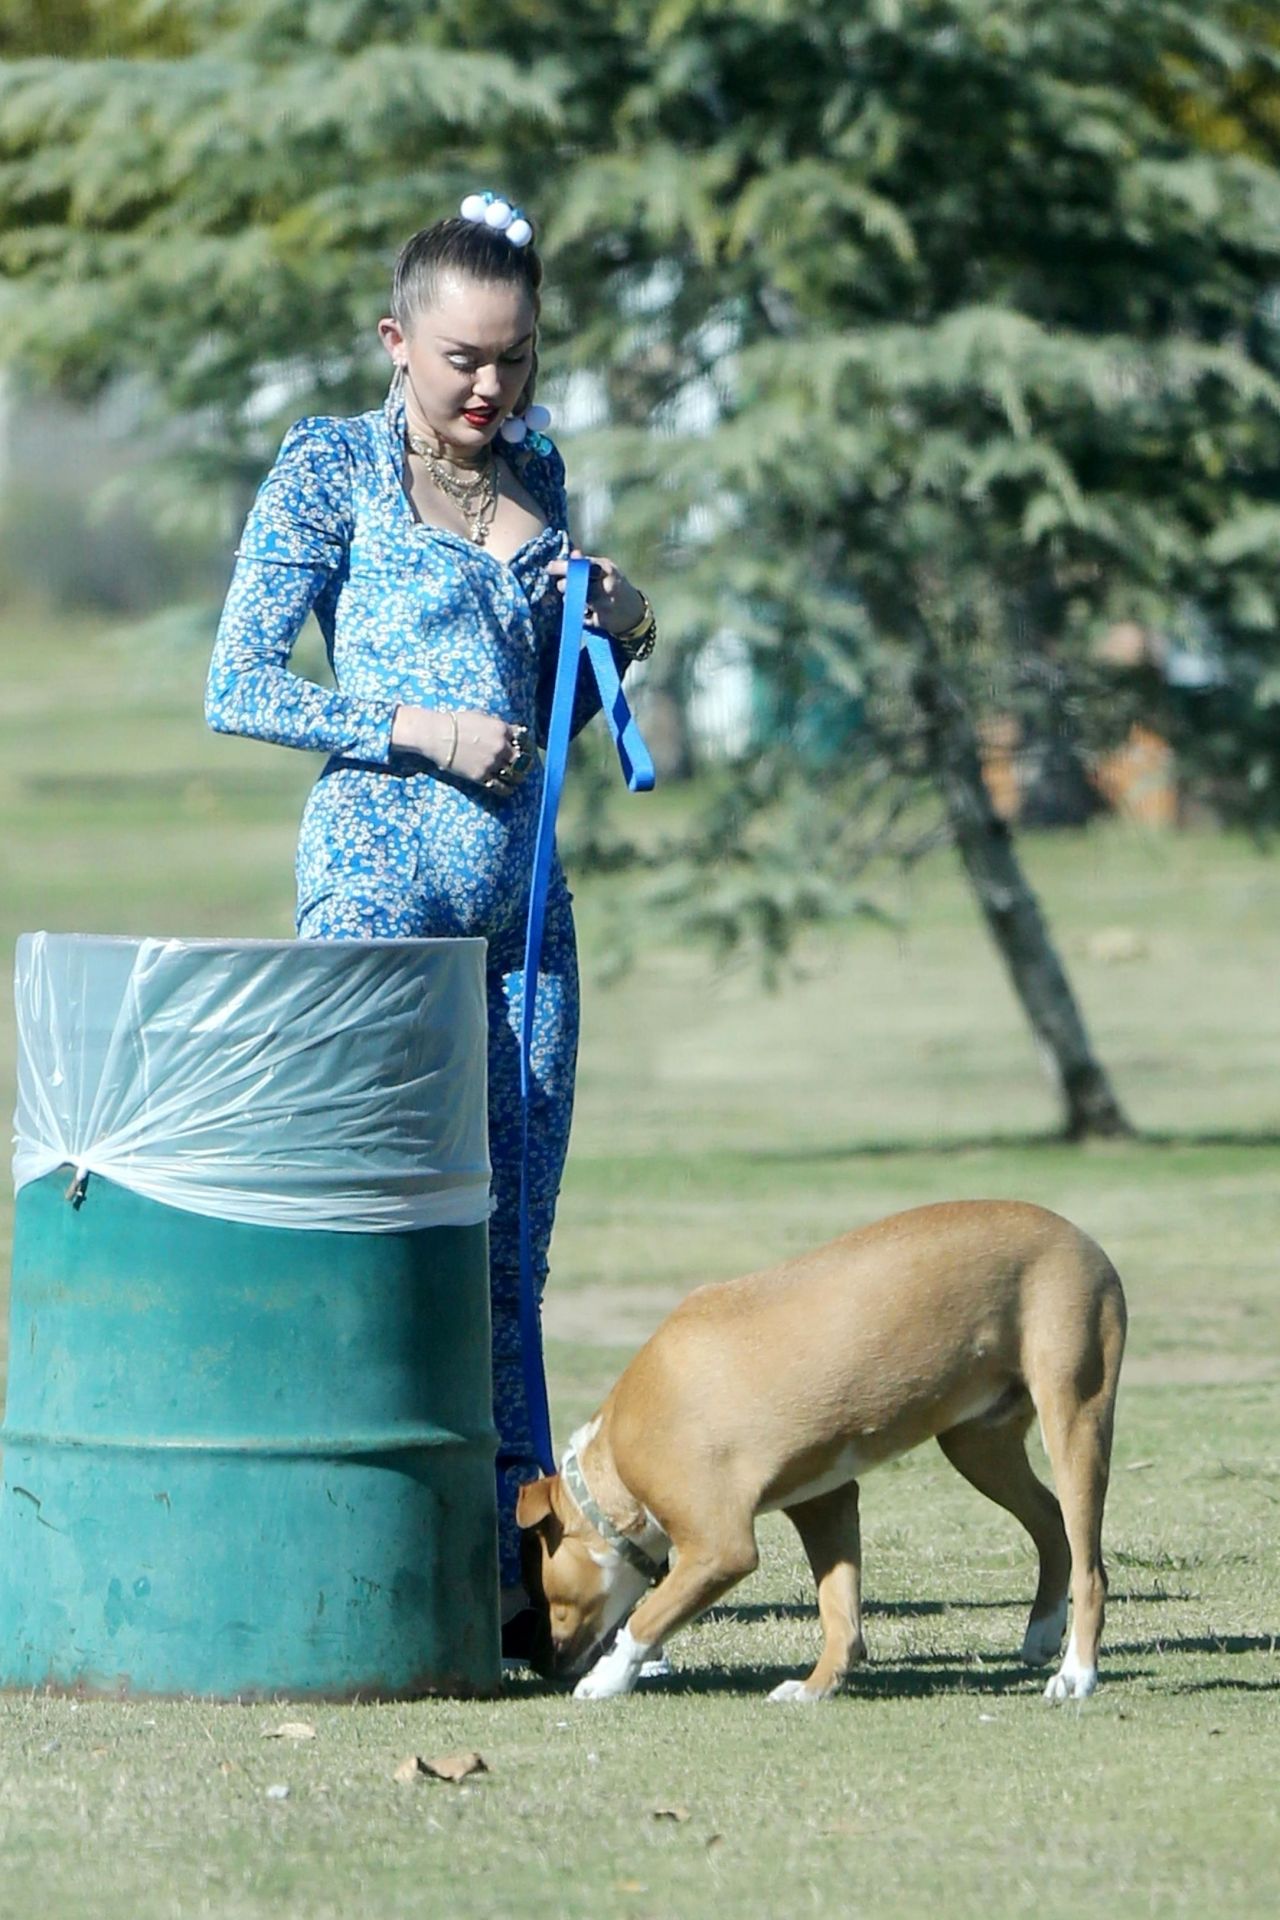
546, 547, 646, 637
391, 705, 534, 795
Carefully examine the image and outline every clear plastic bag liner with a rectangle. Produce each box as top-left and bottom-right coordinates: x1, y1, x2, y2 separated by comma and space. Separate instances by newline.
13, 933, 491, 1233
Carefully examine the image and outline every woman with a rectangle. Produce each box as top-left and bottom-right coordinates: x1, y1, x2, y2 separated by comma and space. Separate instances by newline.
205, 193, 656, 1634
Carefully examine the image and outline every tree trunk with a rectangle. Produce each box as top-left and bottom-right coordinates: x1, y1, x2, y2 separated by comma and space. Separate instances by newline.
913, 663, 1134, 1141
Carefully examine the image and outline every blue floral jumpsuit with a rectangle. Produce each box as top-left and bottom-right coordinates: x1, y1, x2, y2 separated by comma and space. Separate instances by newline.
206, 380, 618, 1585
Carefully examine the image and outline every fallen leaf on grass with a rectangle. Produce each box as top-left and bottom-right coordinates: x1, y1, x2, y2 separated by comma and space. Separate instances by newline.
705, 1834, 724, 1853
615, 1882, 646, 1895
264, 1783, 290, 1801
262, 1721, 316, 1741
393, 1754, 427, 1783
652, 1805, 691, 1823
1125, 1460, 1155, 1472
419, 1751, 488, 1782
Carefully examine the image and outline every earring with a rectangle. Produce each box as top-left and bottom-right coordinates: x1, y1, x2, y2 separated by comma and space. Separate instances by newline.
388, 360, 406, 398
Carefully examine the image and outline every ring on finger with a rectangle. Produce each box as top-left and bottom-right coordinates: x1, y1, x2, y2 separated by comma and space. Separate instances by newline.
507, 730, 533, 777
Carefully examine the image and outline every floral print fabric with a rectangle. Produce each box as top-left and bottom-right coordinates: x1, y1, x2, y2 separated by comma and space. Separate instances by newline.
207, 380, 612, 1583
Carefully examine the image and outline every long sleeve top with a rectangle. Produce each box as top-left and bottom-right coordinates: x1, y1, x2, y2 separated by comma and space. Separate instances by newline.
206, 381, 619, 765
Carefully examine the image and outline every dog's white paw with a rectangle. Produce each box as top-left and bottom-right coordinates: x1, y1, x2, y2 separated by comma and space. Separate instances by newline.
573, 1666, 630, 1702
767, 1678, 825, 1705
1021, 1600, 1068, 1667
1043, 1634, 1098, 1704
1043, 1667, 1097, 1703
572, 1625, 648, 1702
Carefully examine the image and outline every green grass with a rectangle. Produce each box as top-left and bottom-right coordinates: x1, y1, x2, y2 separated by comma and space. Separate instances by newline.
0, 609, 1278, 1919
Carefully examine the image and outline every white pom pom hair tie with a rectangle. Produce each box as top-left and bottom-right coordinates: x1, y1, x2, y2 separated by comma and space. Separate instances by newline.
459, 189, 533, 249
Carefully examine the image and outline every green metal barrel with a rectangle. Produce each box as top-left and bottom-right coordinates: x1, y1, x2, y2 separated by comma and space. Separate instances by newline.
0, 934, 500, 1700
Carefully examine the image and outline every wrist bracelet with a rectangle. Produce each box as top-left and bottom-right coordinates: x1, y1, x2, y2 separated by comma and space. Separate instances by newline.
442, 711, 459, 771
613, 590, 657, 661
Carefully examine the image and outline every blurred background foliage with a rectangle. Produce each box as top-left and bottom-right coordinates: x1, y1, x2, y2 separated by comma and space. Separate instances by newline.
2, 0, 1279, 1134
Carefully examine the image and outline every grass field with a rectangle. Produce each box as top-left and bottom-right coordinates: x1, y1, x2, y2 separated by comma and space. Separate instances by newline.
0, 610, 1277, 1919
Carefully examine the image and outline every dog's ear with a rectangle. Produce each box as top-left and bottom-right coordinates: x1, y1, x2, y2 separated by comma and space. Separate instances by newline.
516, 1474, 558, 1530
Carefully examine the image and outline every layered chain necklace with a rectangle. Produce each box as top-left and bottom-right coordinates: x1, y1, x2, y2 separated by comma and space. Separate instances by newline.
405, 426, 499, 547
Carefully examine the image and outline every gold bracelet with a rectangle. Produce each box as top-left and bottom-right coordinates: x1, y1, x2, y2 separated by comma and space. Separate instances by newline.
613, 591, 657, 661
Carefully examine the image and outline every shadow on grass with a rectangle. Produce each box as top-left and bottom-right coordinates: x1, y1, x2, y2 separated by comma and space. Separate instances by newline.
491, 1649, 1053, 1705
706, 1599, 990, 1623
1108, 1633, 1277, 1660
706, 1589, 1191, 1626
496, 1633, 1270, 1704
1140, 1129, 1280, 1150
705, 1601, 943, 1624
644, 1659, 1150, 1700
494, 1670, 562, 1701
1162, 1677, 1280, 1694
743, 1131, 1070, 1163
741, 1127, 1280, 1164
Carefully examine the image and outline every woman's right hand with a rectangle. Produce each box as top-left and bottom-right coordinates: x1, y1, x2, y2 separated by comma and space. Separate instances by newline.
391, 705, 533, 794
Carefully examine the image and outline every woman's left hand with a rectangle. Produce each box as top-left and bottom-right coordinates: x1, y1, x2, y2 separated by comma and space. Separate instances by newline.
546, 547, 646, 638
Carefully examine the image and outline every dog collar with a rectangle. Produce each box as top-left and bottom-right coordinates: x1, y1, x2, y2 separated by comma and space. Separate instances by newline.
559, 1447, 668, 1581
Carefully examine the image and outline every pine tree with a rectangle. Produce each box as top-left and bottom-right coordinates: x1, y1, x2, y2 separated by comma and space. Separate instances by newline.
550, 0, 1280, 1134
4, 0, 1279, 1135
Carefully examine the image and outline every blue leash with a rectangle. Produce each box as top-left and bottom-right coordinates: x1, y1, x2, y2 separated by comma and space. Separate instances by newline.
516, 555, 654, 1474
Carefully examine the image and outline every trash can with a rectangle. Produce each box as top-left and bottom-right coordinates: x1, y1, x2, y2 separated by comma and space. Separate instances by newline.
0, 932, 500, 1700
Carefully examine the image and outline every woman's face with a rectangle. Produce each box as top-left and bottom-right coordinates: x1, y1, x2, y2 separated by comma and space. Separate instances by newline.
383, 273, 536, 455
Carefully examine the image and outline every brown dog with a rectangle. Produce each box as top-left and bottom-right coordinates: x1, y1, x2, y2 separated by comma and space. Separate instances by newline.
518, 1200, 1126, 1703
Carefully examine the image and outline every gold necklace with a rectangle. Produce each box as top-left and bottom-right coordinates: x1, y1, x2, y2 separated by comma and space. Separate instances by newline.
405, 430, 499, 546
